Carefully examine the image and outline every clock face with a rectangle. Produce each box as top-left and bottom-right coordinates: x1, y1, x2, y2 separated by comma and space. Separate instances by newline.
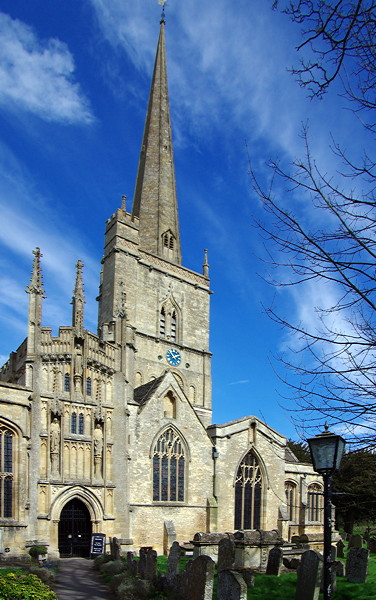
166, 348, 181, 366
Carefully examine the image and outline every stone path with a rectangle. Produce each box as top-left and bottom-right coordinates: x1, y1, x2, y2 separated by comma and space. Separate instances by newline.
53, 558, 115, 600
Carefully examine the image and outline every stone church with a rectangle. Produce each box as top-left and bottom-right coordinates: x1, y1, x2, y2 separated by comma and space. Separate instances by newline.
0, 20, 322, 559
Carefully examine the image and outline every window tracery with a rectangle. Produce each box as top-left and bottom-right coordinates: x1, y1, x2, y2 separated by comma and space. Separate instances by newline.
159, 298, 180, 342
234, 451, 262, 530
64, 372, 70, 392
71, 412, 77, 434
153, 427, 185, 502
307, 483, 323, 521
285, 481, 297, 521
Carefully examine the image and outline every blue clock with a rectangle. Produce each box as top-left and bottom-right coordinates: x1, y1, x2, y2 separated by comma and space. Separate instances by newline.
166, 348, 181, 366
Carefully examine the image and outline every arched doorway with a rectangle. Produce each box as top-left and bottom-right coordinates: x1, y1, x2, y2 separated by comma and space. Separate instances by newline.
58, 498, 92, 557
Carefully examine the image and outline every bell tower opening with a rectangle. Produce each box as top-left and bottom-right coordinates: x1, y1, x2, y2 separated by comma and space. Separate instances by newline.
58, 498, 92, 557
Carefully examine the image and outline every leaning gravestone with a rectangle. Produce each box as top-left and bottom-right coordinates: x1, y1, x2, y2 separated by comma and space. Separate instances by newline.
337, 540, 345, 559
179, 555, 215, 600
126, 551, 138, 577
266, 546, 283, 576
217, 537, 236, 572
367, 538, 376, 554
346, 547, 369, 583
167, 541, 181, 584
295, 550, 322, 600
217, 570, 247, 600
349, 534, 363, 549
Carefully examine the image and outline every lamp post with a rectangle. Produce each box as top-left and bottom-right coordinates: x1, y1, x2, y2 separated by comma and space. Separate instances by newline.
307, 424, 345, 600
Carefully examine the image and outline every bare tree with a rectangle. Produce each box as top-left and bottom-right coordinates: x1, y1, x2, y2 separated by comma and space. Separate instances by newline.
252, 0, 376, 447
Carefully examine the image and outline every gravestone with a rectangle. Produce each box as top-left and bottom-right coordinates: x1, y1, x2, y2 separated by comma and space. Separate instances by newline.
337, 540, 345, 559
179, 555, 215, 600
335, 561, 345, 577
349, 534, 363, 549
367, 538, 376, 554
112, 536, 121, 560
139, 547, 157, 582
295, 550, 322, 600
266, 546, 283, 576
217, 570, 247, 600
167, 541, 181, 584
217, 537, 236, 572
346, 547, 369, 583
127, 551, 138, 577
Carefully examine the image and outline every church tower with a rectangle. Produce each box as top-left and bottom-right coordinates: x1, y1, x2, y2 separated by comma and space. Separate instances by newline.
97, 18, 212, 426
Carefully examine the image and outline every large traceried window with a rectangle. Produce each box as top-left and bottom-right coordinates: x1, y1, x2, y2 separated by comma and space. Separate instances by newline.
153, 427, 185, 502
0, 427, 14, 518
308, 483, 323, 521
234, 451, 262, 530
285, 481, 297, 521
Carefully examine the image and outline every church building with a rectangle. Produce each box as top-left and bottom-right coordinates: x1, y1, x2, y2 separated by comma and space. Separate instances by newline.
0, 19, 322, 559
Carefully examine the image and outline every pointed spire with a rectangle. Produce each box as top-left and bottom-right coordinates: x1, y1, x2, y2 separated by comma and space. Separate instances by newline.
72, 260, 85, 334
26, 247, 45, 296
131, 21, 181, 264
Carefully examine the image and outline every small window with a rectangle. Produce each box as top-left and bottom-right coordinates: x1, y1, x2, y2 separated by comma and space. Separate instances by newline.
78, 413, 84, 435
160, 307, 166, 337
171, 311, 176, 341
285, 481, 297, 521
86, 377, 92, 396
71, 412, 77, 434
64, 373, 70, 392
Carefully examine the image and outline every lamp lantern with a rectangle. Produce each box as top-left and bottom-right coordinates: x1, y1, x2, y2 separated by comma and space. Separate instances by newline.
307, 423, 346, 474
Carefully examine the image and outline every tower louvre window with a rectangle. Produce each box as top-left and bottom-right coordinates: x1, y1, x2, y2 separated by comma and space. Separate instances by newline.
153, 427, 185, 502
162, 231, 175, 252
234, 451, 262, 530
160, 307, 166, 337
0, 428, 14, 518
171, 310, 176, 341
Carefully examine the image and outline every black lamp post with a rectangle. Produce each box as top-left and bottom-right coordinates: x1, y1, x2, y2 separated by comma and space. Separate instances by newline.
307, 424, 345, 600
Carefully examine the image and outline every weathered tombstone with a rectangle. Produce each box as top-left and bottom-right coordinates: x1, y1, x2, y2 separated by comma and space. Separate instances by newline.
127, 551, 138, 577
349, 534, 363, 549
337, 540, 345, 559
167, 541, 181, 584
112, 536, 121, 560
164, 520, 176, 554
217, 537, 236, 572
179, 555, 215, 600
217, 570, 247, 600
295, 550, 322, 600
346, 547, 369, 583
334, 561, 345, 577
367, 538, 376, 554
266, 546, 283, 576
139, 546, 157, 582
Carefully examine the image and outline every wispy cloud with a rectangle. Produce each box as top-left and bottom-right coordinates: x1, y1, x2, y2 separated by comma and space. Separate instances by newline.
0, 12, 93, 123
229, 379, 250, 386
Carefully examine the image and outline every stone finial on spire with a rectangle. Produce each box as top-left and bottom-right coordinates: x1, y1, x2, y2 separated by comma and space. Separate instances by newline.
26, 247, 45, 296
203, 249, 209, 278
121, 195, 127, 211
72, 260, 85, 334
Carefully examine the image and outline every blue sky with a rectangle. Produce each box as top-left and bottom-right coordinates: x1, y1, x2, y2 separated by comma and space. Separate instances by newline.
0, 0, 364, 440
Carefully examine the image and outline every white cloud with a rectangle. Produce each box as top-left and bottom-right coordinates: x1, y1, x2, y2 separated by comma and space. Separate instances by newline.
0, 12, 93, 123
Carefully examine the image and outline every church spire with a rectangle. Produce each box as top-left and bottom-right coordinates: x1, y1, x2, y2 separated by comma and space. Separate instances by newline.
131, 20, 181, 265
72, 259, 85, 335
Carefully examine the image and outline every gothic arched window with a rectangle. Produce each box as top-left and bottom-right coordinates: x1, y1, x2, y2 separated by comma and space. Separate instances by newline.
160, 307, 166, 337
285, 481, 297, 521
308, 483, 323, 521
0, 427, 14, 517
159, 299, 180, 342
234, 451, 262, 530
71, 412, 77, 434
78, 413, 84, 435
64, 372, 70, 392
86, 377, 92, 396
153, 427, 185, 502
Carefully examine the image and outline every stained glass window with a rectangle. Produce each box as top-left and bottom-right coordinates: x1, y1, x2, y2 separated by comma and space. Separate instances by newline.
78, 413, 84, 435
234, 451, 262, 530
0, 428, 13, 518
71, 413, 77, 434
153, 428, 185, 502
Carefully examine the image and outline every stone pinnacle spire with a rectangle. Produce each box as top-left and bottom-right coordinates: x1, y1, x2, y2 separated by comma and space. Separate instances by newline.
26, 247, 45, 296
131, 20, 181, 265
72, 260, 85, 334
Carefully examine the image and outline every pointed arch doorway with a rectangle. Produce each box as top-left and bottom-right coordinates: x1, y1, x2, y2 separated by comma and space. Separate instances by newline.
58, 498, 92, 557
